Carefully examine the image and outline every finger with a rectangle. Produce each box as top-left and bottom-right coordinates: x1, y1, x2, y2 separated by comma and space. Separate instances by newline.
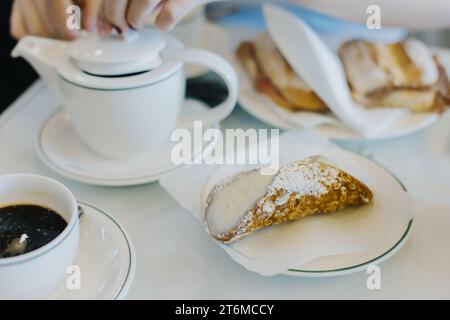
77, 0, 102, 32
96, 0, 114, 36
97, 18, 114, 36
127, 0, 162, 29
34, 0, 59, 36
155, 0, 201, 30
10, 0, 27, 39
18, 0, 50, 37
46, 0, 78, 40
104, 0, 130, 33
156, 0, 218, 30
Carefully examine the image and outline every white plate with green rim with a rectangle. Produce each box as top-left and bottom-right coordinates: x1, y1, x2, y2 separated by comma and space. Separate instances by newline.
200, 137, 413, 277
284, 220, 412, 277
284, 155, 413, 277
49, 201, 135, 300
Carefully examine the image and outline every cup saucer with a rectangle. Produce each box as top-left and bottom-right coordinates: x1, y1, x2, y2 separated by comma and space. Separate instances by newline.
48, 201, 135, 300
36, 99, 220, 186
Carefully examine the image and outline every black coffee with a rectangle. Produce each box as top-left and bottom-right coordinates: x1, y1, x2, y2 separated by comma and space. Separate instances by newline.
0, 204, 67, 258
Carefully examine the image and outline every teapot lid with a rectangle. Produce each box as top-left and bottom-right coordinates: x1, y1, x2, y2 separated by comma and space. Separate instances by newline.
69, 29, 166, 76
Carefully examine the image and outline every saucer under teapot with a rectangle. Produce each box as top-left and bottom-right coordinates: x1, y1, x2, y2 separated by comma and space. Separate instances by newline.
36, 99, 220, 186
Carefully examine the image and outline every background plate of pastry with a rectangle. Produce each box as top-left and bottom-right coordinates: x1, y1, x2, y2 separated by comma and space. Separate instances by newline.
160, 132, 413, 277
233, 31, 449, 141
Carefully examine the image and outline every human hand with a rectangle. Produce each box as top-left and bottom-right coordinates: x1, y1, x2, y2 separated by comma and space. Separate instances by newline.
102, 0, 219, 33
10, 0, 106, 40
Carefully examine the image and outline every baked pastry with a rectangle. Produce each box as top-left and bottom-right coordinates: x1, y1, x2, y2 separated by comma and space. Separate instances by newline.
204, 156, 373, 243
236, 33, 327, 112
339, 39, 450, 112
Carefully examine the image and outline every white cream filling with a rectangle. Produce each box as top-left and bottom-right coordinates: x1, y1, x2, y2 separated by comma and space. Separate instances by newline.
206, 169, 276, 236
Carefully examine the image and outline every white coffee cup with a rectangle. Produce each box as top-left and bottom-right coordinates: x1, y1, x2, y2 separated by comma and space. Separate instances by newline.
0, 174, 79, 300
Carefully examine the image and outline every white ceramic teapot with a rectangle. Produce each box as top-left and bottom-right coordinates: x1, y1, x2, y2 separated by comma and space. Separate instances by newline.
12, 29, 238, 159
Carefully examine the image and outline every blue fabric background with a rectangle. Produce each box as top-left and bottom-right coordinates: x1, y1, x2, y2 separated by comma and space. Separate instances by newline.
217, 3, 406, 43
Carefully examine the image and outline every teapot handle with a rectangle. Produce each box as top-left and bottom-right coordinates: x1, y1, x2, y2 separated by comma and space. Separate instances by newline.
171, 48, 238, 127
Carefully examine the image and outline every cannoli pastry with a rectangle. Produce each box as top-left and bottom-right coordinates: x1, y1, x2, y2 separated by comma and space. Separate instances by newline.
339, 39, 450, 112
236, 33, 327, 112
204, 156, 373, 243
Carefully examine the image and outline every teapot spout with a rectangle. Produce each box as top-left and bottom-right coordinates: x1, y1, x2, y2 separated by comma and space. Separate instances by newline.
12, 36, 68, 101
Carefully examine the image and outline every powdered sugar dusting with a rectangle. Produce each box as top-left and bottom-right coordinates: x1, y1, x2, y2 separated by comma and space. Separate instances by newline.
257, 157, 340, 214
270, 158, 338, 196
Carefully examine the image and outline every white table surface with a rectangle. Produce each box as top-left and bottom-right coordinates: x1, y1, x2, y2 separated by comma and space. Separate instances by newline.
2, 75, 450, 299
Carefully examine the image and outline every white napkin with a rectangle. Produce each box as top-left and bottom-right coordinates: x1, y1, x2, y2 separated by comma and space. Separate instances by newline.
263, 4, 407, 138
159, 131, 412, 276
